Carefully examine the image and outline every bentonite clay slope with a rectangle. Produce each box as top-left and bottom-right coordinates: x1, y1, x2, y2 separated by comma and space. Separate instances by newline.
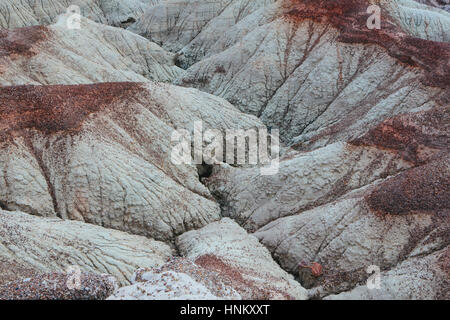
205, 107, 449, 231
204, 107, 449, 298
389, 0, 450, 41
0, 81, 262, 241
108, 259, 242, 300
1, 0, 448, 301
0, 0, 161, 29
0, 209, 173, 286
128, 0, 275, 63
130, 0, 449, 68
325, 246, 449, 300
0, 15, 183, 85
254, 172, 448, 298
205, 142, 413, 232
110, 219, 308, 300
171, 0, 449, 147
176, 218, 308, 299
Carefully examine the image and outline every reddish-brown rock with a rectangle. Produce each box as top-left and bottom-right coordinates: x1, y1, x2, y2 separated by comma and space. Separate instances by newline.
366, 159, 449, 215
0, 83, 143, 141
0, 26, 48, 58
282, 0, 450, 88
351, 107, 449, 164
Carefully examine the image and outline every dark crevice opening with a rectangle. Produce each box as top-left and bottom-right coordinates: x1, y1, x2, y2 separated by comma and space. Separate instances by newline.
120, 17, 136, 28
197, 163, 213, 180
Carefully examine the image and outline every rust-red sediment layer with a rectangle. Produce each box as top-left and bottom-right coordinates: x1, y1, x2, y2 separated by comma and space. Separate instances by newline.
351, 107, 449, 164
195, 254, 246, 283
365, 159, 449, 215
0, 83, 143, 141
282, 0, 450, 88
0, 26, 49, 58
195, 254, 293, 299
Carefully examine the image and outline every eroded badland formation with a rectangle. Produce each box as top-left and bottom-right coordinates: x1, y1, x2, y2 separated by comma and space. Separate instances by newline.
0, 0, 448, 300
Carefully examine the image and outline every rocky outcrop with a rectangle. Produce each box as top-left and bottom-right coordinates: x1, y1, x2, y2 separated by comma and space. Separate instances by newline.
0, 16, 183, 85
131, 0, 449, 66
205, 142, 412, 231
204, 107, 448, 298
126, 2, 449, 298
109, 259, 242, 300
254, 167, 449, 297
128, 0, 273, 62
176, 218, 308, 299
109, 219, 309, 300
0, 209, 173, 285
0, 0, 160, 29
0, 81, 262, 240
159, 0, 449, 146
1, 0, 448, 300
205, 107, 448, 231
